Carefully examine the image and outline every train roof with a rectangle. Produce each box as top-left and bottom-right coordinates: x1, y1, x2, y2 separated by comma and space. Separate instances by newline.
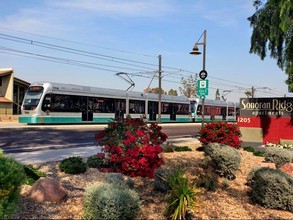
191, 97, 239, 107
30, 81, 190, 104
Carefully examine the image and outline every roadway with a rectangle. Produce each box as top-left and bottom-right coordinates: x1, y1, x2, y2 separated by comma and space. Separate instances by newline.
0, 123, 201, 153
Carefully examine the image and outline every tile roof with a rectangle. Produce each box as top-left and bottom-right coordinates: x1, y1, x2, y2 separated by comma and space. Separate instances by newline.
0, 97, 12, 103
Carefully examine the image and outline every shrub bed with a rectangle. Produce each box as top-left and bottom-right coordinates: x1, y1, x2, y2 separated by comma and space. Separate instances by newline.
83, 182, 141, 220
204, 143, 241, 180
0, 156, 26, 219
247, 167, 293, 212
265, 147, 293, 168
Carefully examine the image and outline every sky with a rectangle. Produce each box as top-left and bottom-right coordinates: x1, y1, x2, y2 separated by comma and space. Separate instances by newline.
1, 0, 292, 102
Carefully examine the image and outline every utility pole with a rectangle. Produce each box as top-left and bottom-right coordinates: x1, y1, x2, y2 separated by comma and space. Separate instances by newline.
158, 55, 162, 123
252, 86, 255, 98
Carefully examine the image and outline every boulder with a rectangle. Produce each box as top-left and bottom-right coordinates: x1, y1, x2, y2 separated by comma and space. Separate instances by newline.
28, 177, 68, 202
279, 163, 293, 176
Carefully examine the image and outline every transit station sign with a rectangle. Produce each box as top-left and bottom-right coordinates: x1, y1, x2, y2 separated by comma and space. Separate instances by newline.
197, 79, 209, 96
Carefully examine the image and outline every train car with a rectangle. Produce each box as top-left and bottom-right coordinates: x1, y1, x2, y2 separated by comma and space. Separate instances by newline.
19, 81, 191, 124
190, 98, 239, 122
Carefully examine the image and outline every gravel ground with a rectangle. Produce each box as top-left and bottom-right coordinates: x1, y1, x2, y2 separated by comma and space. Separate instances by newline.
12, 144, 293, 219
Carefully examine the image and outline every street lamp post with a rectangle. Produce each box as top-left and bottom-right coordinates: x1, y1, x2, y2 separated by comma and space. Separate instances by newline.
190, 30, 207, 128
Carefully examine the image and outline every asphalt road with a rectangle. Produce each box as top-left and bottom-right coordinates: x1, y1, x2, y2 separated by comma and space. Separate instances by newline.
0, 123, 201, 153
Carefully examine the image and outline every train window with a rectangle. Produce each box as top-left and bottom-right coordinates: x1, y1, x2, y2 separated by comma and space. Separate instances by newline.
196, 105, 202, 115
129, 100, 145, 114
228, 107, 235, 116
161, 103, 170, 114
41, 94, 51, 112
176, 104, 189, 115
93, 98, 115, 113
51, 94, 82, 112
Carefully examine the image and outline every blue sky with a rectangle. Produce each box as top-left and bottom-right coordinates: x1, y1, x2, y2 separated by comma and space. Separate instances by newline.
1, 0, 292, 102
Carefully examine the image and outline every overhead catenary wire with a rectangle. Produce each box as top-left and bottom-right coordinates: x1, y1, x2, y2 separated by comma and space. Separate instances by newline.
0, 28, 287, 97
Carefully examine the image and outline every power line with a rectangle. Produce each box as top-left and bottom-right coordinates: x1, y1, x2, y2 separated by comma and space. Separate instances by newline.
0, 29, 287, 97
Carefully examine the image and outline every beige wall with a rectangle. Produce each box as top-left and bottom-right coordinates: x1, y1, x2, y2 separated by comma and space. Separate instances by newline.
3, 73, 14, 100
0, 103, 12, 115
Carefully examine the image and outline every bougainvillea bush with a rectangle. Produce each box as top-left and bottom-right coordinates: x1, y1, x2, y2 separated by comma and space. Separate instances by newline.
95, 117, 167, 178
199, 121, 242, 149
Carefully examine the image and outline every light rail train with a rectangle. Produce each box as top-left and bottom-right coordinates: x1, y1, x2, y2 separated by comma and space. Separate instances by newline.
19, 82, 239, 124
190, 98, 239, 123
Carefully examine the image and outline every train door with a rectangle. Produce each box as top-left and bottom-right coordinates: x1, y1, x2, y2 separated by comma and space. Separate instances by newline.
114, 99, 125, 119
148, 101, 158, 121
170, 103, 176, 121
81, 97, 93, 121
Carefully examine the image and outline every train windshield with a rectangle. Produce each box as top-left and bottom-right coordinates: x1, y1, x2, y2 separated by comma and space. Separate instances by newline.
23, 86, 44, 107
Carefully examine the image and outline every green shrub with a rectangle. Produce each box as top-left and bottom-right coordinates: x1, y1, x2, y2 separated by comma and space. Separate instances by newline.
0, 156, 26, 219
174, 146, 192, 152
86, 153, 106, 169
196, 169, 219, 191
247, 167, 293, 212
162, 143, 175, 152
59, 156, 87, 174
165, 167, 196, 220
253, 151, 265, 157
103, 173, 135, 189
243, 147, 265, 157
204, 143, 241, 180
83, 183, 141, 220
23, 165, 46, 185
265, 147, 293, 168
243, 146, 255, 152
154, 166, 173, 192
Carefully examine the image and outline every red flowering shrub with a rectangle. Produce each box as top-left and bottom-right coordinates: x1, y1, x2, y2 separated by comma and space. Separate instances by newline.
95, 116, 167, 178
199, 121, 242, 149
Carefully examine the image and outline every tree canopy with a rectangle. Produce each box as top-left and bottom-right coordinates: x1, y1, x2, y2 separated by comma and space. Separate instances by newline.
179, 75, 197, 98
248, 0, 293, 91
143, 87, 178, 96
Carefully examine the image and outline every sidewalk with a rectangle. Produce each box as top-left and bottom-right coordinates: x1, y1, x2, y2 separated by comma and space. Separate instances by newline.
6, 137, 199, 165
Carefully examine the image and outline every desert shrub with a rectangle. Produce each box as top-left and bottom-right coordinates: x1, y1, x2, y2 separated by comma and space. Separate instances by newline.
204, 143, 241, 180
0, 156, 26, 219
196, 169, 219, 191
154, 166, 174, 192
103, 173, 135, 189
83, 183, 141, 220
222, 179, 230, 188
174, 146, 192, 152
265, 147, 293, 168
165, 167, 196, 220
247, 167, 293, 212
59, 156, 87, 174
86, 153, 107, 169
199, 121, 242, 149
95, 117, 166, 178
23, 164, 46, 185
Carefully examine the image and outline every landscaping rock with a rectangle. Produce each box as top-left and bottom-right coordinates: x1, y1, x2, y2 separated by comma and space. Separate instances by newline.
259, 162, 276, 169
279, 163, 293, 176
28, 177, 68, 202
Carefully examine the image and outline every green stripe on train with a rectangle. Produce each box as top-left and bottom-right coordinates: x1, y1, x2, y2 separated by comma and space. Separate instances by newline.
19, 116, 113, 124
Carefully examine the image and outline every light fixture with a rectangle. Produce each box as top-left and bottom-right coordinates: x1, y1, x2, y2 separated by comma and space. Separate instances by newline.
189, 45, 202, 55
